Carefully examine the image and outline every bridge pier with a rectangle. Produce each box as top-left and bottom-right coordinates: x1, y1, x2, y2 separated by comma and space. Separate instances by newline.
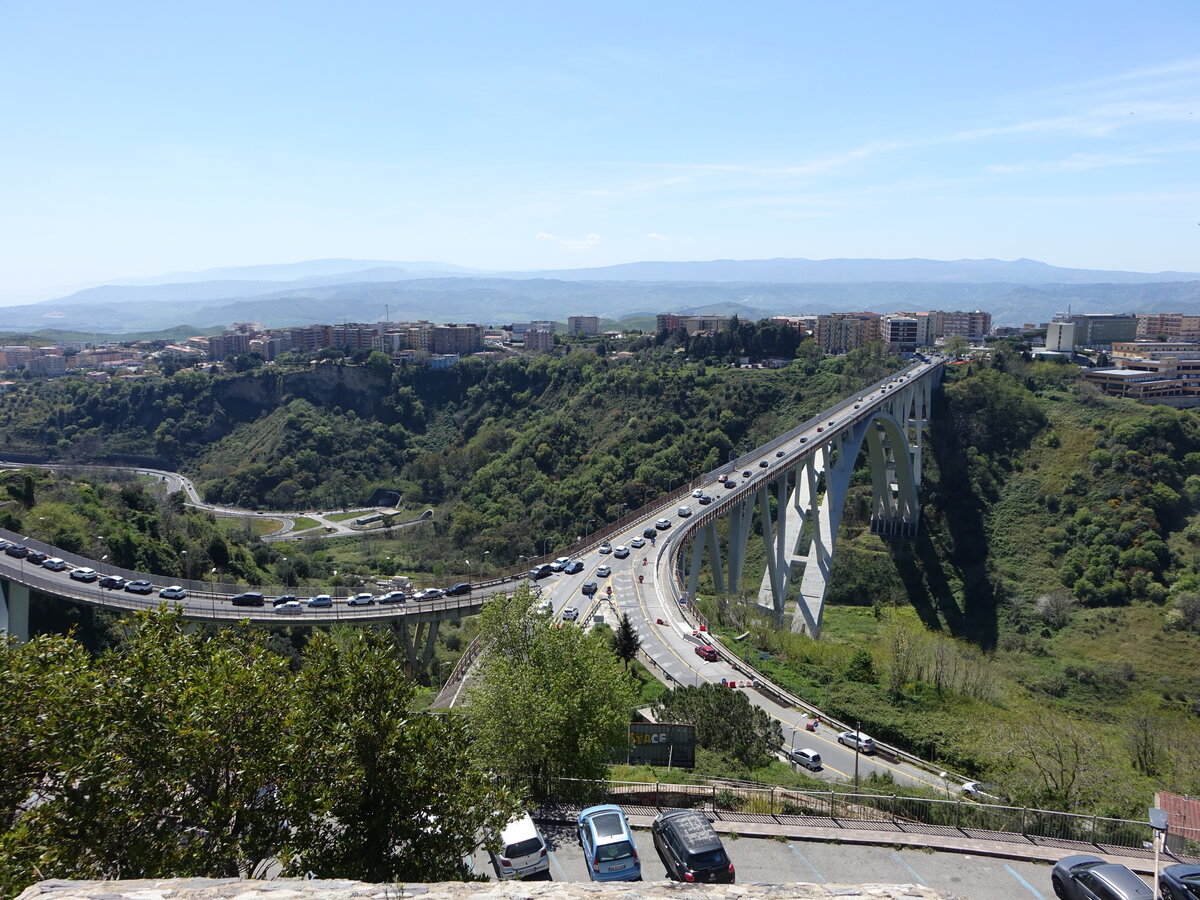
1, 578, 31, 644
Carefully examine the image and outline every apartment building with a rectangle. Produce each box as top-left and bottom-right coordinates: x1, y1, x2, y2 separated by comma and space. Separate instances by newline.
656, 314, 734, 335
880, 314, 918, 353
524, 329, 556, 352
815, 312, 881, 354
1137, 313, 1200, 342
935, 310, 992, 342
567, 315, 600, 335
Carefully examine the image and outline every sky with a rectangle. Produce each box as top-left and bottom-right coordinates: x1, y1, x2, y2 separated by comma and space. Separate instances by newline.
1, 1, 1198, 304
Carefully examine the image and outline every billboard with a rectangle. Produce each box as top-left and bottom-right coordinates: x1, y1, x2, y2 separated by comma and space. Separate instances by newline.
624, 722, 696, 768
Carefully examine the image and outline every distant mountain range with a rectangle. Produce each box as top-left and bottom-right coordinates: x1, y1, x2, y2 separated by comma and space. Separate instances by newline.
5, 257, 1200, 334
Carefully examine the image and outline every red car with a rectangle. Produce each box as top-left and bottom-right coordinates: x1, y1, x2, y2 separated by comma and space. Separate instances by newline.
694, 644, 719, 662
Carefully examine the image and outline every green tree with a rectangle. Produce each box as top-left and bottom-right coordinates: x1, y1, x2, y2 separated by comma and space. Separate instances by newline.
612, 612, 641, 668
466, 586, 637, 795
654, 683, 783, 768
944, 335, 969, 358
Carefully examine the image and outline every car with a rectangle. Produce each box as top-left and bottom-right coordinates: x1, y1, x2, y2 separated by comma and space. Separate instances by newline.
691, 489, 704, 498
0, 539, 9, 551
534, 598, 554, 616
613, 545, 630, 559
816, 426, 824, 432
273, 599, 303, 615
577, 804, 641, 881
655, 518, 671, 530
1160, 863, 1200, 900
717, 474, 727, 483
581, 581, 598, 595
697, 495, 712, 505
799, 436, 808, 443
642, 527, 658, 539
741, 470, 751, 478
563, 560, 584, 574
1051, 854, 1153, 900
307, 594, 333, 608
414, 587, 444, 601
853, 403, 861, 409
629, 537, 645, 549
789, 748, 822, 771
272, 594, 298, 607
69, 567, 98, 582
4, 543, 29, 558
551, 556, 572, 572
489, 812, 550, 880
124, 580, 154, 595
596, 564, 611, 578
651, 809, 734, 884
528, 564, 554, 580
378, 590, 407, 604
231, 591, 265, 607
961, 781, 1007, 803
159, 585, 187, 600
598, 543, 613, 554
26, 551, 48, 565
723, 480, 737, 489
775, 450, 785, 457
758, 460, 768, 468
828, 420, 836, 425
837, 731, 876, 754
445, 582, 472, 596
99, 575, 127, 590
694, 644, 719, 662
677, 506, 692, 517
562, 606, 580, 622
42, 557, 68, 571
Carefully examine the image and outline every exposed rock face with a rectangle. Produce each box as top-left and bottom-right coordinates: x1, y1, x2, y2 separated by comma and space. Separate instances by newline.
17, 878, 962, 900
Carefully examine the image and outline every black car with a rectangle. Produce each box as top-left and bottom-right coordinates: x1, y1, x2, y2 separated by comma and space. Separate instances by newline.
124, 580, 154, 595
651, 810, 734, 884
272, 594, 298, 607
445, 582, 472, 596
741, 470, 751, 478
4, 543, 29, 558
775, 450, 784, 457
642, 527, 658, 539
231, 591, 265, 607
25, 551, 48, 565
99, 575, 127, 590
1160, 863, 1200, 900
528, 564, 554, 580
758, 460, 769, 468
581, 581, 598, 595
697, 495, 713, 505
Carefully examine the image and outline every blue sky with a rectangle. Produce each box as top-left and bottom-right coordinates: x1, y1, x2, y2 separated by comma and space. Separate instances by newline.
2, 1, 1198, 303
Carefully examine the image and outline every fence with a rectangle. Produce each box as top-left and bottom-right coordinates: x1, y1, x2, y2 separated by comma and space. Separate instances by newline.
530, 775, 1198, 862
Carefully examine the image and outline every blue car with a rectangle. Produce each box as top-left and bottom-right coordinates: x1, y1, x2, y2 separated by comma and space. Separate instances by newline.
1160, 863, 1200, 900
577, 804, 640, 881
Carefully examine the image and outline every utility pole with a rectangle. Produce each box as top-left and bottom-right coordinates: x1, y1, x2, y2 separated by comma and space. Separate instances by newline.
853, 720, 861, 790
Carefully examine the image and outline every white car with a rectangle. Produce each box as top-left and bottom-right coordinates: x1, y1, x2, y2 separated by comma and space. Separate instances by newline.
596, 564, 611, 578
561, 606, 579, 622
837, 731, 876, 754
307, 594, 333, 608
598, 543, 613, 554
629, 536, 646, 549
42, 557, 68, 571
551, 556, 572, 572
677, 506, 692, 517
69, 567, 98, 582
158, 585, 188, 600
274, 599, 303, 614
613, 545, 630, 559
691, 488, 704, 498
347, 592, 375, 606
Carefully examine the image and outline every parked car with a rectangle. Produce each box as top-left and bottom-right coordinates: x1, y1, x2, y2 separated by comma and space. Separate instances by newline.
581, 581, 598, 595
677, 506, 692, 517
562, 606, 580, 622
307, 594, 333, 608
379, 590, 408, 604
98, 575, 127, 590
4, 543, 28, 558
124, 580, 154, 595
42, 557, 68, 571
445, 582, 472, 596
1051, 854, 1153, 900
273, 599, 303, 615
347, 592, 375, 606
231, 591, 265, 607
563, 561, 584, 574
655, 518, 671, 530
629, 537, 645, 549
551, 556, 572, 572
26, 551, 48, 565
528, 564, 554, 580
69, 567, 98, 582
789, 748, 822, 771
1160, 863, 1200, 900
694, 644, 719, 662
272, 594, 298, 607
159, 585, 187, 600
598, 543, 613, 554
0, 539, 9, 551
697, 494, 713, 505
613, 545, 630, 559
651, 809, 734, 883
489, 812, 550, 880
837, 731, 876, 754
596, 564, 611, 578
577, 804, 641, 881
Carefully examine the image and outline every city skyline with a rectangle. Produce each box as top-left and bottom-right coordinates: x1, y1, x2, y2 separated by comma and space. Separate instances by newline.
2, 1, 1198, 305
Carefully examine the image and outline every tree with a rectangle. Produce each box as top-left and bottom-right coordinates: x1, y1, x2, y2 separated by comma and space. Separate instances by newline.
364, 350, 392, 376
944, 335, 969, 358
283, 629, 516, 881
466, 586, 638, 796
654, 683, 783, 768
612, 613, 641, 668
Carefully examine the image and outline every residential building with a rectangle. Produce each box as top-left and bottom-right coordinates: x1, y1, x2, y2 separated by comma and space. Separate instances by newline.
432, 323, 483, 354
25, 354, 66, 376
208, 332, 251, 361
524, 329, 556, 352
656, 314, 733, 335
567, 315, 600, 335
935, 310, 992, 342
1137, 313, 1200, 342
1046, 322, 1076, 352
880, 314, 918, 353
512, 320, 557, 336
815, 312, 881, 354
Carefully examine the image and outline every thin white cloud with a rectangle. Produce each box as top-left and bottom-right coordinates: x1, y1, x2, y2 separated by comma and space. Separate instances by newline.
536, 231, 600, 250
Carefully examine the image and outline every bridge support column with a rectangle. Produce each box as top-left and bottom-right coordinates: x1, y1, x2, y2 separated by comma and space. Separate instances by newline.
1, 578, 31, 644
687, 520, 725, 598
398, 618, 441, 679
725, 496, 755, 593
757, 454, 825, 617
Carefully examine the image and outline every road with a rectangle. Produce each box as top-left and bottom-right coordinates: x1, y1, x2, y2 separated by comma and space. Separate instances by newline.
468, 824, 1091, 899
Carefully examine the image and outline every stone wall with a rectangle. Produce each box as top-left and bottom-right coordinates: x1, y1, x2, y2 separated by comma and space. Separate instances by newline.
17, 879, 962, 900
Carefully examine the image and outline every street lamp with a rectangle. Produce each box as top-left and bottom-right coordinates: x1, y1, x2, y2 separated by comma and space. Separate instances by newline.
1150, 807, 1168, 891
180, 550, 188, 583
853, 720, 862, 791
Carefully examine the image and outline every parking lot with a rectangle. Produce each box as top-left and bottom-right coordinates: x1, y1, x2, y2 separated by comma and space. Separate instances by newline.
468, 823, 1152, 900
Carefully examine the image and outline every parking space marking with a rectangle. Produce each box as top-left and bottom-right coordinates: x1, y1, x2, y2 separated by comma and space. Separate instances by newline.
889, 851, 927, 885
1005, 863, 1048, 899
548, 848, 568, 882
786, 843, 826, 882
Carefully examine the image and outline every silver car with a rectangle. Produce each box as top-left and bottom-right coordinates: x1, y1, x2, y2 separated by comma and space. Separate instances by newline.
1051, 854, 1153, 900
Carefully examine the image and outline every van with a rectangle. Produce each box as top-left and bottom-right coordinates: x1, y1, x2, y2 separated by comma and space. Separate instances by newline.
650, 809, 734, 883
489, 813, 549, 880
790, 748, 822, 771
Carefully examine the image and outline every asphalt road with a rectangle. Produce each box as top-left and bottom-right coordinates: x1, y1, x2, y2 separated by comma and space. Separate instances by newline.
466, 823, 1115, 900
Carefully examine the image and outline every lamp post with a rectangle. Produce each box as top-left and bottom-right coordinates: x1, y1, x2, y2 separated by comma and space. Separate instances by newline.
853, 720, 862, 791
210, 567, 217, 619
1150, 807, 1168, 892
790, 727, 798, 769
